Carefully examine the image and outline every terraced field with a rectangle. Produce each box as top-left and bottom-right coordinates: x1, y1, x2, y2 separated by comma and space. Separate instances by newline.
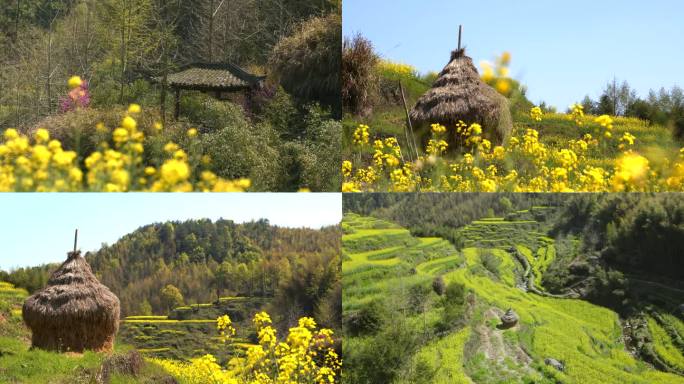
118, 296, 265, 363
343, 214, 684, 384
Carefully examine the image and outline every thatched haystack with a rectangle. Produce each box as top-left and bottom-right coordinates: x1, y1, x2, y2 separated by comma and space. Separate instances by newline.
22, 250, 120, 352
410, 48, 512, 148
500, 308, 519, 328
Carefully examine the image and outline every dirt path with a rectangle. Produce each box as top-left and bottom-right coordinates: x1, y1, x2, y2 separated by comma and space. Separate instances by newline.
474, 308, 533, 374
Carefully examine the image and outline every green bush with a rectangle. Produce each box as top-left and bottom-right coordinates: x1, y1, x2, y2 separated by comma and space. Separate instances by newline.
438, 282, 467, 331
345, 318, 419, 384
345, 300, 387, 336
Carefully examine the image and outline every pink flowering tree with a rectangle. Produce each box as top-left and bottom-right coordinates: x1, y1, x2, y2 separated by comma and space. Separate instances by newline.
60, 76, 91, 113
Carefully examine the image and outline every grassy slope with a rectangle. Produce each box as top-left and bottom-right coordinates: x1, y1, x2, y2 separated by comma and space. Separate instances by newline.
342, 214, 684, 384
343, 70, 681, 165
0, 281, 170, 384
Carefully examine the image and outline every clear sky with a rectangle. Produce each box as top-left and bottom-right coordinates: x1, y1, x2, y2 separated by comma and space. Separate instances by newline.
343, 0, 684, 110
0, 193, 342, 271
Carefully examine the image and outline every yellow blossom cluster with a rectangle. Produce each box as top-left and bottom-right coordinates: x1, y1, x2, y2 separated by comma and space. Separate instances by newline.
570, 103, 585, 126
530, 106, 543, 122
0, 128, 83, 191
594, 114, 614, 138
150, 312, 341, 384
343, 113, 684, 192
377, 59, 418, 78
149, 354, 238, 384
0, 104, 250, 192
352, 124, 369, 146
217, 314, 237, 343
481, 52, 512, 95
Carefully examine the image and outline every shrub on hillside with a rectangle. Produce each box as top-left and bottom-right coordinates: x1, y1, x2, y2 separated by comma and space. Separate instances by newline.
438, 281, 467, 331
28, 107, 164, 158
200, 120, 278, 189
345, 300, 387, 336
345, 317, 419, 383
342, 34, 379, 116
270, 13, 341, 117
181, 93, 247, 132
298, 109, 342, 191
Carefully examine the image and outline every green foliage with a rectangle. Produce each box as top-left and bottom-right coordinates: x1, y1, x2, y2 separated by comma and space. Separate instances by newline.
138, 299, 153, 316
160, 284, 184, 311
554, 194, 684, 282
118, 297, 265, 362
401, 327, 473, 384
345, 300, 387, 336
342, 203, 684, 384
438, 282, 467, 331
344, 316, 420, 384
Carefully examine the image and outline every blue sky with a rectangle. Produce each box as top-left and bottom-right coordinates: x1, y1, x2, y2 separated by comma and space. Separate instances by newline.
343, 0, 684, 110
0, 193, 341, 270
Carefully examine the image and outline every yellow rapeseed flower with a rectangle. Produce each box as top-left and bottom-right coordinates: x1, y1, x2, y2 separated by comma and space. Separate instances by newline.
160, 159, 190, 184
112, 128, 129, 144
495, 79, 510, 94
68, 76, 82, 89
121, 116, 137, 131
4, 128, 19, 140
34, 128, 50, 143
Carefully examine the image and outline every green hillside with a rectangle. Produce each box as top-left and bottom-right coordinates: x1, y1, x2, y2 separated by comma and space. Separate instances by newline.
343, 68, 679, 165
342, 214, 684, 384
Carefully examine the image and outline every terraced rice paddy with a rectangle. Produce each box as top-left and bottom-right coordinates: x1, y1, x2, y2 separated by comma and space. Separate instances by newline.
343, 214, 684, 383
118, 296, 263, 363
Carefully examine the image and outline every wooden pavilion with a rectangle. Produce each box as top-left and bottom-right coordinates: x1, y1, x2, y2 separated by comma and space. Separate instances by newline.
162, 62, 265, 119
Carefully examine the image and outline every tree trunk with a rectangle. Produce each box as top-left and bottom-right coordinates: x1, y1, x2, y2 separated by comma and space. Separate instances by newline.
160, 45, 168, 125
119, 0, 127, 104
47, 23, 52, 113
14, 0, 20, 43
174, 88, 180, 120
208, 0, 214, 62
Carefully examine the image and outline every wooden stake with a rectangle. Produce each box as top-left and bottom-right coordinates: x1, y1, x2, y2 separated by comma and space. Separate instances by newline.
399, 81, 419, 161
73, 229, 78, 252
458, 25, 462, 51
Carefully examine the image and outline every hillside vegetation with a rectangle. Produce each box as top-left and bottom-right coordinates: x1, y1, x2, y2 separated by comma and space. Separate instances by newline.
1, 0, 341, 192
118, 296, 266, 363
1, 219, 342, 334
341, 197, 684, 383
342, 43, 684, 192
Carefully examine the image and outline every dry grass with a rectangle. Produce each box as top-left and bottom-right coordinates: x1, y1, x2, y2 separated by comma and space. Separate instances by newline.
410, 49, 512, 146
22, 251, 120, 353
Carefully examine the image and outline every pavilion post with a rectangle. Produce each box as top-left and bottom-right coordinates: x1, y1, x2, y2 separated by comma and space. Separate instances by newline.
174, 88, 180, 120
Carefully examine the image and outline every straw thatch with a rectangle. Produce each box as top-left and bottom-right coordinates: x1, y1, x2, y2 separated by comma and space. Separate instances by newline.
22, 250, 120, 353
500, 308, 519, 328
410, 48, 512, 147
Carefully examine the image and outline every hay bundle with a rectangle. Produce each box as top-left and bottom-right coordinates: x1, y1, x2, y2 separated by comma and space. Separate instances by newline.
22, 250, 120, 352
500, 308, 519, 328
410, 48, 512, 147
